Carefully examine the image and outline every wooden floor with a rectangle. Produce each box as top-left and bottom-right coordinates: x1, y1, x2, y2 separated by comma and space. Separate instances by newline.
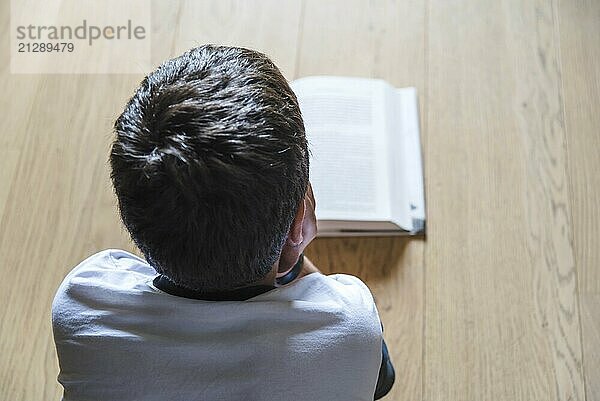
1, 1, 599, 400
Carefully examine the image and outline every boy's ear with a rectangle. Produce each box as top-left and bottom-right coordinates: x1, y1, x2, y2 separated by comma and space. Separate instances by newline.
287, 199, 306, 247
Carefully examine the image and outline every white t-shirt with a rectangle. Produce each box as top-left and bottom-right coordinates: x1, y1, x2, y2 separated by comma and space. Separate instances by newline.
52, 249, 383, 401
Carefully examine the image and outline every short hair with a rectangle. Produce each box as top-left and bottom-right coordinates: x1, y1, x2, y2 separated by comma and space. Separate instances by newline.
109, 45, 309, 292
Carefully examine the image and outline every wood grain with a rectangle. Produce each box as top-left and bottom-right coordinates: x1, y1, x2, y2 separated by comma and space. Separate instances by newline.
580, 294, 600, 401
507, 1, 584, 399
558, 0, 600, 295
298, 1, 426, 400
0, 149, 20, 221
425, 0, 584, 400
151, 0, 303, 79
558, 0, 600, 399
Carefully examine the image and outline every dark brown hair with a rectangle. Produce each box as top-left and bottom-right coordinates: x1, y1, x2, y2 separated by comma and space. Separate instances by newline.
110, 45, 308, 291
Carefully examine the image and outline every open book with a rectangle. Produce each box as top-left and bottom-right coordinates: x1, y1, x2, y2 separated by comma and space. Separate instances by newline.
291, 76, 425, 237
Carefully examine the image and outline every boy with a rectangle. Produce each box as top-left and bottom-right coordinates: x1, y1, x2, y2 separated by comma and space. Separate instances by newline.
52, 45, 395, 400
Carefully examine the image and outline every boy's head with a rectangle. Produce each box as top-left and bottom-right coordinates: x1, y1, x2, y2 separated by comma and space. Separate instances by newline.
110, 45, 310, 292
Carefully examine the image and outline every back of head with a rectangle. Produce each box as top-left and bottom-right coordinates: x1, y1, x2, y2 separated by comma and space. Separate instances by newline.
110, 45, 308, 292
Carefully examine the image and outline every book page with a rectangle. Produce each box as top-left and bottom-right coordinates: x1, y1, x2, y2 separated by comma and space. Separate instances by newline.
291, 77, 391, 221
399, 87, 426, 230
385, 86, 425, 231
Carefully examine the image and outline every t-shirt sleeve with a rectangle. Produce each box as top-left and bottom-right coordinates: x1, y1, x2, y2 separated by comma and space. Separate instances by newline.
327, 274, 381, 324
320, 273, 384, 397
323, 273, 383, 335
273, 271, 383, 339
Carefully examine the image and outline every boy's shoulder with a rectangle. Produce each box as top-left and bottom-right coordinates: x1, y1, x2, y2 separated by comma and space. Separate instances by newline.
309, 272, 378, 309
52, 249, 154, 308
52, 250, 380, 332
57, 248, 153, 286
255, 271, 381, 332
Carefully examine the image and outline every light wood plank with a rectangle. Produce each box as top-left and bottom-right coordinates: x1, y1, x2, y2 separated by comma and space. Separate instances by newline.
580, 294, 600, 400
425, 0, 584, 400
151, 0, 303, 79
0, 0, 43, 223
0, 150, 20, 221
506, 1, 584, 398
298, 1, 426, 400
0, 74, 139, 400
558, 0, 600, 399
559, 0, 600, 289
